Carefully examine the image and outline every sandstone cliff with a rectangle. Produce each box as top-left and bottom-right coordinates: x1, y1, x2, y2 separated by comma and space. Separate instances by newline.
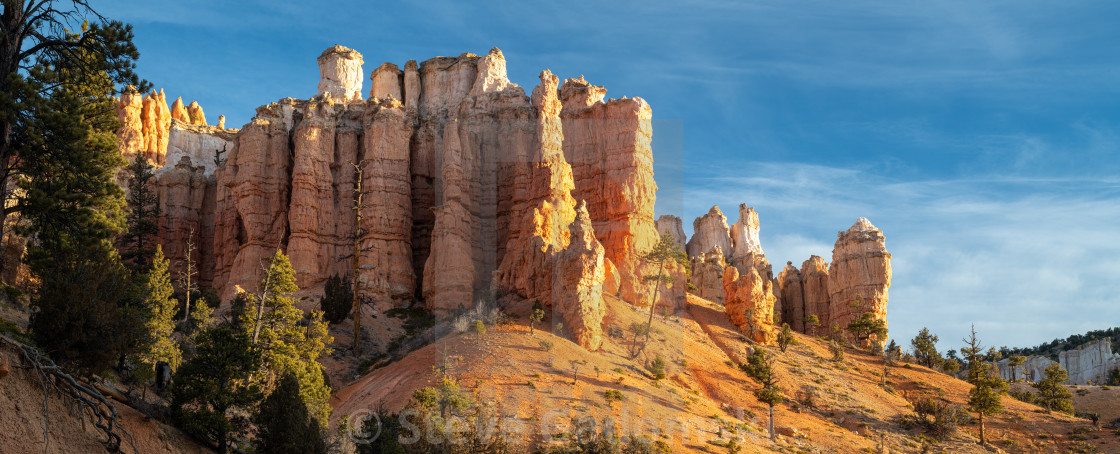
722, 265, 777, 344
800, 255, 831, 337
828, 218, 891, 343
655, 214, 686, 252
554, 202, 607, 350
141, 46, 661, 326
777, 261, 804, 332
689, 246, 726, 305
686, 206, 732, 259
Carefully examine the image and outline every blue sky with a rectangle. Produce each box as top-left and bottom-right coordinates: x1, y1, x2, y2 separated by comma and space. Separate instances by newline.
101, 1, 1120, 352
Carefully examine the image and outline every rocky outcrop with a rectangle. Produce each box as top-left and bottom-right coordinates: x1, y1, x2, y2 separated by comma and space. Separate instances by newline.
141, 89, 172, 164
370, 62, 402, 100
828, 218, 891, 342
686, 206, 732, 259
156, 156, 217, 289
554, 202, 606, 350
1059, 340, 1120, 385
115, 87, 173, 165
722, 265, 777, 344
688, 246, 726, 304
997, 356, 1056, 383
187, 101, 206, 126
800, 256, 830, 336
165, 120, 237, 177
317, 45, 364, 102
170, 97, 190, 124
655, 214, 686, 251
777, 262, 803, 332
559, 75, 666, 309
143, 46, 663, 325
728, 204, 762, 261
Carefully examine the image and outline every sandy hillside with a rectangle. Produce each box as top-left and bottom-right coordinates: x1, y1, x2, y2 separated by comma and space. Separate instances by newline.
331, 294, 1115, 453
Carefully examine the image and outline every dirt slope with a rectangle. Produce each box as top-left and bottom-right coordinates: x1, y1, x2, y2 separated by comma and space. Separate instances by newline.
332, 294, 1116, 453
0, 338, 213, 454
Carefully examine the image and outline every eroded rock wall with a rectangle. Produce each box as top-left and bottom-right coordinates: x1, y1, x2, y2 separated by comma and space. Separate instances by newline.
828, 218, 891, 342
689, 246, 726, 304
655, 214, 686, 251
723, 265, 777, 344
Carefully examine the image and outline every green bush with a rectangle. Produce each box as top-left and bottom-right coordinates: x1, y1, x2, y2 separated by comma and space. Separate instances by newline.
320, 273, 352, 324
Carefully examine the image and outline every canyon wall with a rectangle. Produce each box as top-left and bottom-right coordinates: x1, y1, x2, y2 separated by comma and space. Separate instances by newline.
130, 46, 664, 342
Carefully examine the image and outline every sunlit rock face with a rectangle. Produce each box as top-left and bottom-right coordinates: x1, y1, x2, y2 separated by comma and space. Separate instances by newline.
828, 218, 891, 345
135, 46, 664, 327
656, 214, 686, 251
317, 45, 365, 102
723, 265, 777, 344
689, 246, 726, 305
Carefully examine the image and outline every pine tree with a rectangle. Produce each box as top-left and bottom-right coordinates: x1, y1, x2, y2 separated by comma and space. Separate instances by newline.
636, 234, 688, 355
967, 362, 1008, 445
242, 249, 334, 427
752, 354, 783, 440
0, 1, 146, 279
1007, 355, 1026, 382
254, 372, 326, 454
121, 154, 159, 271
911, 327, 943, 368
1032, 363, 1073, 414
319, 273, 352, 324
20, 35, 141, 375
846, 296, 887, 349
171, 325, 263, 453
777, 323, 796, 353
136, 246, 181, 374
529, 300, 545, 335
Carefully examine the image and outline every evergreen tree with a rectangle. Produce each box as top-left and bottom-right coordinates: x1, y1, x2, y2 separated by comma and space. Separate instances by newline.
242, 249, 333, 427
136, 246, 181, 373
529, 300, 545, 335
121, 154, 158, 271
911, 327, 943, 368
0, 1, 146, 279
636, 234, 688, 355
1007, 355, 1026, 382
967, 362, 1007, 445
776, 323, 796, 353
846, 296, 887, 349
171, 325, 262, 453
752, 355, 783, 441
319, 273, 351, 324
254, 372, 326, 454
1032, 363, 1073, 414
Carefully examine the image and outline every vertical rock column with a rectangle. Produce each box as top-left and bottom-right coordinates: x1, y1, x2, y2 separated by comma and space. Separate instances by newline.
554, 202, 606, 351
559, 76, 661, 308
777, 261, 804, 332
317, 45, 365, 102
422, 119, 476, 314
655, 214, 687, 251
360, 100, 416, 309
828, 218, 891, 342
723, 265, 777, 344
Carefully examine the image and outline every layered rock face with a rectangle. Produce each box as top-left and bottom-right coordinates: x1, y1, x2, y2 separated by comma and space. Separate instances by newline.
156, 157, 217, 288
317, 45, 364, 102
728, 204, 763, 260
116, 88, 216, 167
800, 255, 831, 336
777, 262, 803, 331
554, 202, 606, 350
689, 247, 726, 304
655, 214, 686, 251
1059, 340, 1120, 385
141, 46, 660, 333
828, 218, 891, 342
686, 206, 732, 258
559, 75, 671, 309
722, 265, 777, 344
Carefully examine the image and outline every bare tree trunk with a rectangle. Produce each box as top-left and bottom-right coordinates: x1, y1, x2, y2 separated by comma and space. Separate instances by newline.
768, 406, 775, 440
351, 162, 364, 355
979, 413, 985, 445
640, 263, 664, 354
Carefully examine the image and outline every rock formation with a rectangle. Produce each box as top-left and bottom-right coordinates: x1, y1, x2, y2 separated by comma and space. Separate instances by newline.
554, 202, 606, 350
722, 265, 777, 344
134, 46, 662, 335
559, 75, 669, 310
997, 356, 1056, 383
141, 89, 172, 164
317, 45, 364, 102
728, 204, 762, 260
777, 261, 803, 332
114, 87, 144, 161
156, 156, 217, 288
689, 246, 726, 304
800, 255, 831, 336
686, 206, 732, 259
170, 97, 190, 124
370, 62, 402, 100
1059, 340, 1120, 385
187, 101, 207, 126
655, 214, 686, 251
828, 218, 891, 342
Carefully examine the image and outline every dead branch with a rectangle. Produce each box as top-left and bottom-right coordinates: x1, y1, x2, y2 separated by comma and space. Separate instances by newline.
0, 335, 138, 454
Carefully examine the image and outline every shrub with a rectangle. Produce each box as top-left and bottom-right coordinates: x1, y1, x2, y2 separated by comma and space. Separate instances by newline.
320, 273, 352, 324
829, 339, 845, 362
776, 323, 795, 353
539, 339, 554, 352
1008, 388, 1035, 404
648, 356, 667, 380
